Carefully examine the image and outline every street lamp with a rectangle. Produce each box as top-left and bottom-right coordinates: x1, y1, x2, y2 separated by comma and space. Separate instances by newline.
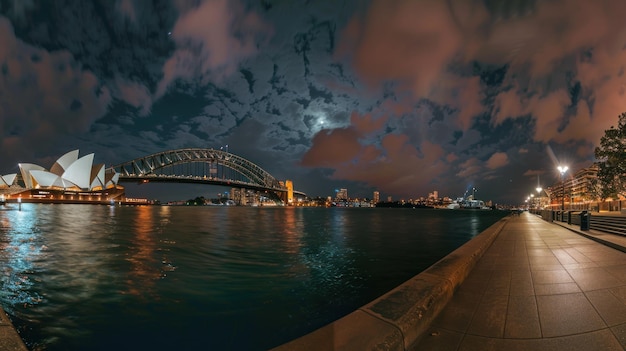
557, 166, 569, 211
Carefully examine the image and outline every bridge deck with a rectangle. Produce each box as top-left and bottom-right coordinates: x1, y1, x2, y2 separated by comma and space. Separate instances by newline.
414, 212, 626, 350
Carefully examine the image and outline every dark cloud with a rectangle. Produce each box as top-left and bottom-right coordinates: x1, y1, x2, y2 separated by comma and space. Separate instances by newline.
156, 0, 272, 98
302, 0, 626, 200
0, 17, 111, 166
1, 0, 625, 203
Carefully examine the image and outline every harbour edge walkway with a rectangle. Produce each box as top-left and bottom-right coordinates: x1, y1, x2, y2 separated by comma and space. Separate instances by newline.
413, 211, 626, 350
0, 308, 28, 351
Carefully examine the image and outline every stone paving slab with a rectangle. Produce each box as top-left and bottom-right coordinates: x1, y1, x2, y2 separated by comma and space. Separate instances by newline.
413, 212, 626, 351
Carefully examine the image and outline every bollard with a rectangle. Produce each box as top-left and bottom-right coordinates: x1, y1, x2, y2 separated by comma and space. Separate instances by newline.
580, 211, 590, 231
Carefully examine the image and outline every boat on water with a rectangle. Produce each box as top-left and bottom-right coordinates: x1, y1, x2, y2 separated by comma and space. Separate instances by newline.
446, 198, 461, 209
461, 199, 491, 210
446, 197, 491, 210
446, 202, 460, 209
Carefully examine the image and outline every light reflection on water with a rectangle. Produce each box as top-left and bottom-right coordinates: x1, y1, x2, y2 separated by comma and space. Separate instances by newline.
125, 205, 159, 297
0, 204, 507, 350
0, 210, 41, 310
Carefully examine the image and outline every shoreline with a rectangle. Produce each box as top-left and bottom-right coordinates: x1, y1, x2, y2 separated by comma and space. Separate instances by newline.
0, 307, 28, 351
1, 198, 154, 206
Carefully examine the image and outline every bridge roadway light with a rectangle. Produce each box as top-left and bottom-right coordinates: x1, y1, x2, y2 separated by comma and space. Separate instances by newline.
557, 166, 569, 211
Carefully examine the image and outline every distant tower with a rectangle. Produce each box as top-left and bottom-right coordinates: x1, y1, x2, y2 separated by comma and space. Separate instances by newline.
373, 191, 380, 203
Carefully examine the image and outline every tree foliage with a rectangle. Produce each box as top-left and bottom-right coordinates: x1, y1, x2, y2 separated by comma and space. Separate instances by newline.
585, 176, 603, 201
186, 196, 206, 206
594, 112, 626, 199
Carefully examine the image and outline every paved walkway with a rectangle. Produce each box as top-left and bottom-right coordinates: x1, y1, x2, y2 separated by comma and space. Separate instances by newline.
553, 217, 626, 254
413, 212, 626, 351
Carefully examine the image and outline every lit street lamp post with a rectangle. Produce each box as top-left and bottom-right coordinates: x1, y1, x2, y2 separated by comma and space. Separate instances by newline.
558, 166, 569, 211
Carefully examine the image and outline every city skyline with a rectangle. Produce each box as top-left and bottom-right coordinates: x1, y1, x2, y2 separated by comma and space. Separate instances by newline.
1, 0, 626, 203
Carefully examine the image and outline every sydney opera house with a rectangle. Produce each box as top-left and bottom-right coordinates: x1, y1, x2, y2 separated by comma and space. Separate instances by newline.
0, 150, 125, 203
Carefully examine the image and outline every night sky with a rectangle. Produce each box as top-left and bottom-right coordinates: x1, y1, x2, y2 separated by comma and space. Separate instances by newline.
1, 0, 624, 203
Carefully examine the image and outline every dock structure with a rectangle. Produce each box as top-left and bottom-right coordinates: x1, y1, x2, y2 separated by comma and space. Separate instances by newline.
414, 212, 626, 350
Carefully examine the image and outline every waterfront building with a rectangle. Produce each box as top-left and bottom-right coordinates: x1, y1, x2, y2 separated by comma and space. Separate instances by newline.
230, 188, 245, 205
571, 165, 600, 207
0, 173, 16, 188
426, 191, 440, 206
428, 191, 438, 201
0, 149, 124, 202
373, 191, 380, 204
546, 164, 611, 210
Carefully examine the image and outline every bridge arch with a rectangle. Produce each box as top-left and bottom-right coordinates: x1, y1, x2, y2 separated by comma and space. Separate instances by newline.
108, 148, 285, 191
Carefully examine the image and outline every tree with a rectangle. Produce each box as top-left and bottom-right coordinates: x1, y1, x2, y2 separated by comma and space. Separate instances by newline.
594, 112, 626, 199
186, 196, 206, 206
585, 176, 603, 202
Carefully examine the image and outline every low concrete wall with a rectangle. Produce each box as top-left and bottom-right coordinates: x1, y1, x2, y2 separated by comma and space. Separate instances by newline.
272, 216, 509, 351
0, 307, 28, 351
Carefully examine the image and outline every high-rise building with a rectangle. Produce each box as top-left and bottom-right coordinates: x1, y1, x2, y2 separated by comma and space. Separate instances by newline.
336, 188, 348, 201
231, 188, 245, 205
373, 191, 380, 203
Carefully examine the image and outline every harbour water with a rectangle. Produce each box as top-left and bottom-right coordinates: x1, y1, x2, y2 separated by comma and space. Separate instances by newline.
0, 204, 507, 350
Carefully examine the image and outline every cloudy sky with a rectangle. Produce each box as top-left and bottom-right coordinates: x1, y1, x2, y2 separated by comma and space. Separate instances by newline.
1, 0, 625, 203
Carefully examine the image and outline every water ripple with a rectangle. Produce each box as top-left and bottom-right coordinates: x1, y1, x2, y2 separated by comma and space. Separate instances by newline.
0, 204, 507, 351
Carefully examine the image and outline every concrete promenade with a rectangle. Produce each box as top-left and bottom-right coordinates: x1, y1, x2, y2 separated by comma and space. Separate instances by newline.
0, 308, 28, 351
414, 212, 626, 350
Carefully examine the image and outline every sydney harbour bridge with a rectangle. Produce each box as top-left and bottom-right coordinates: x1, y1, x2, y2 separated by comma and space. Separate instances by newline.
108, 148, 306, 203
